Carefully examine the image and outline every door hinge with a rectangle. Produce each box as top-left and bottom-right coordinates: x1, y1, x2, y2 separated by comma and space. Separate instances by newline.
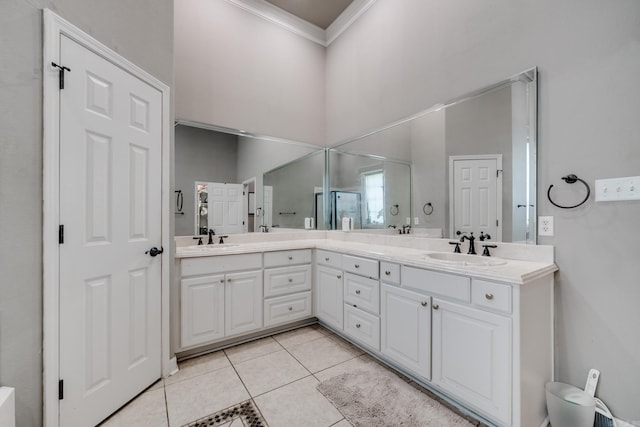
59, 224, 64, 244
51, 62, 71, 90
58, 379, 64, 400
496, 219, 499, 226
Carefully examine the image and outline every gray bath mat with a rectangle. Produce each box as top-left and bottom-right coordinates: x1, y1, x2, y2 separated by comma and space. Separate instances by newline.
317, 367, 479, 427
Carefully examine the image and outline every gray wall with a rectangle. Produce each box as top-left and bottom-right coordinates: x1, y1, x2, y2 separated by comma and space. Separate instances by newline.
175, 0, 326, 145
175, 126, 239, 236
0, 1, 173, 426
263, 152, 325, 228
237, 136, 319, 229
326, 0, 640, 420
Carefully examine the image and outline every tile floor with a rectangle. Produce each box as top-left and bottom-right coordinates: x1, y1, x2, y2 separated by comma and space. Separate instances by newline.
100, 324, 481, 427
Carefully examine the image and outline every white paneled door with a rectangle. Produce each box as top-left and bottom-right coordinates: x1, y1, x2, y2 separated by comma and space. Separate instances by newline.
450, 156, 502, 241
58, 34, 162, 426
208, 183, 244, 234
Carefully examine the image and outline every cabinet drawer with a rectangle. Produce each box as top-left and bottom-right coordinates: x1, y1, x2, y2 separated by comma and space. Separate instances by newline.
344, 304, 380, 351
471, 279, 512, 314
380, 261, 400, 285
342, 254, 379, 279
181, 253, 262, 277
401, 266, 470, 302
315, 249, 342, 269
264, 265, 312, 298
264, 249, 311, 268
264, 291, 312, 327
344, 273, 380, 315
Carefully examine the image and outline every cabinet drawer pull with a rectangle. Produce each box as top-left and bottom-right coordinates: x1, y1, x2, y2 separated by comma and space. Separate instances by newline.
433, 304, 439, 310
337, 275, 342, 279
288, 278, 293, 283
485, 293, 494, 300
356, 323, 361, 328
355, 264, 360, 268
385, 270, 391, 276
288, 306, 293, 311
288, 256, 293, 260
421, 301, 428, 307
355, 289, 361, 295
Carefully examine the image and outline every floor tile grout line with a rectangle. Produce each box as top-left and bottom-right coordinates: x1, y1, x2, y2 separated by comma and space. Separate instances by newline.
225, 337, 285, 366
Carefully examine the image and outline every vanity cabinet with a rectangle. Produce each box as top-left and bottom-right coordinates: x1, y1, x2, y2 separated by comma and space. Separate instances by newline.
432, 298, 511, 425
181, 275, 225, 348
225, 270, 263, 336
380, 284, 431, 380
315, 264, 344, 330
263, 250, 313, 327
180, 254, 262, 348
179, 253, 262, 349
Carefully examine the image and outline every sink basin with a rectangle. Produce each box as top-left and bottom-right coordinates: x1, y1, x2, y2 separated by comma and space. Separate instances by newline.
425, 252, 507, 266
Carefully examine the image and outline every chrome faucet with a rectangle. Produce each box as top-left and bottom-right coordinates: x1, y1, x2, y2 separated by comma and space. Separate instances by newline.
459, 232, 477, 255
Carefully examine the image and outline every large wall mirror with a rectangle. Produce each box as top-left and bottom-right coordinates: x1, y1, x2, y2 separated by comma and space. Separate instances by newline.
174, 121, 322, 236
330, 68, 537, 243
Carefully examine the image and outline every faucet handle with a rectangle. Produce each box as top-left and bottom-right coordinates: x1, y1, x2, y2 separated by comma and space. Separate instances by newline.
192, 236, 203, 245
449, 242, 461, 253
218, 235, 229, 244
482, 244, 498, 256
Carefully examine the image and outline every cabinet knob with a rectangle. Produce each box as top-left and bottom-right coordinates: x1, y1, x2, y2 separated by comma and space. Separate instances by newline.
485, 293, 494, 300
288, 278, 293, 283
325, 257, 330, 261
356, 323, 361, 328
337, 275, 342, 279
433, 304, 440, 310
355, 289, 361, 295
421, 301, 428, 307
385, 270, 391, 276
288, 306, 293, 311
220, 279, 225, 283
288, 256, 293, 260
355, 264, 360, 268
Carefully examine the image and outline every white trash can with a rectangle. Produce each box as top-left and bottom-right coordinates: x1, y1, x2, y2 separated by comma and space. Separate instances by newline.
545, 382, 595, 427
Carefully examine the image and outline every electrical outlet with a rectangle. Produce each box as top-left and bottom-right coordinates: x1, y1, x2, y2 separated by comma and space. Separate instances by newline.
414, 217, 419, 225
406, 217, 411, 225
538, 216, 554, 236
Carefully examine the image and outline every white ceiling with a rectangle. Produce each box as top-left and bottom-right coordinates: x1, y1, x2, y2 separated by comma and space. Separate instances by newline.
264, 0, 354, 29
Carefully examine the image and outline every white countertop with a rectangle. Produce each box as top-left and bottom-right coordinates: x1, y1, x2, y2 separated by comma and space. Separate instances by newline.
175, 232, 557, 285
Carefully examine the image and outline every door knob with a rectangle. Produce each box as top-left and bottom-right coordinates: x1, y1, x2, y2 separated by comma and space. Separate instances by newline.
145, 246, 163, 257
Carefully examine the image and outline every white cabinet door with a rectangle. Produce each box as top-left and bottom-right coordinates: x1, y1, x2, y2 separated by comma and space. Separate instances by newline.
316, 265, 344, 330
380, 284, 431, 380
225, 270, 263, 336
432, 298, 512, 426
181, 275, 225, 348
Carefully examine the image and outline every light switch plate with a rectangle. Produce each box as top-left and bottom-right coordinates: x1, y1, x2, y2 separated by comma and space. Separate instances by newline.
596, 176, 640, 201
538, 216, 554, 236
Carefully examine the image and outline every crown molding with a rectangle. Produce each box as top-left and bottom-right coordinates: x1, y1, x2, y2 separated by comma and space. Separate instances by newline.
223, 0, 377, 47
326, 0, 377, 45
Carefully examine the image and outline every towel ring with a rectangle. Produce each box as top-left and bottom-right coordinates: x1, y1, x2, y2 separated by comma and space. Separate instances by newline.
547, 174, 590, 209
390, 204, 399, 216
422, 202, 434, 215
